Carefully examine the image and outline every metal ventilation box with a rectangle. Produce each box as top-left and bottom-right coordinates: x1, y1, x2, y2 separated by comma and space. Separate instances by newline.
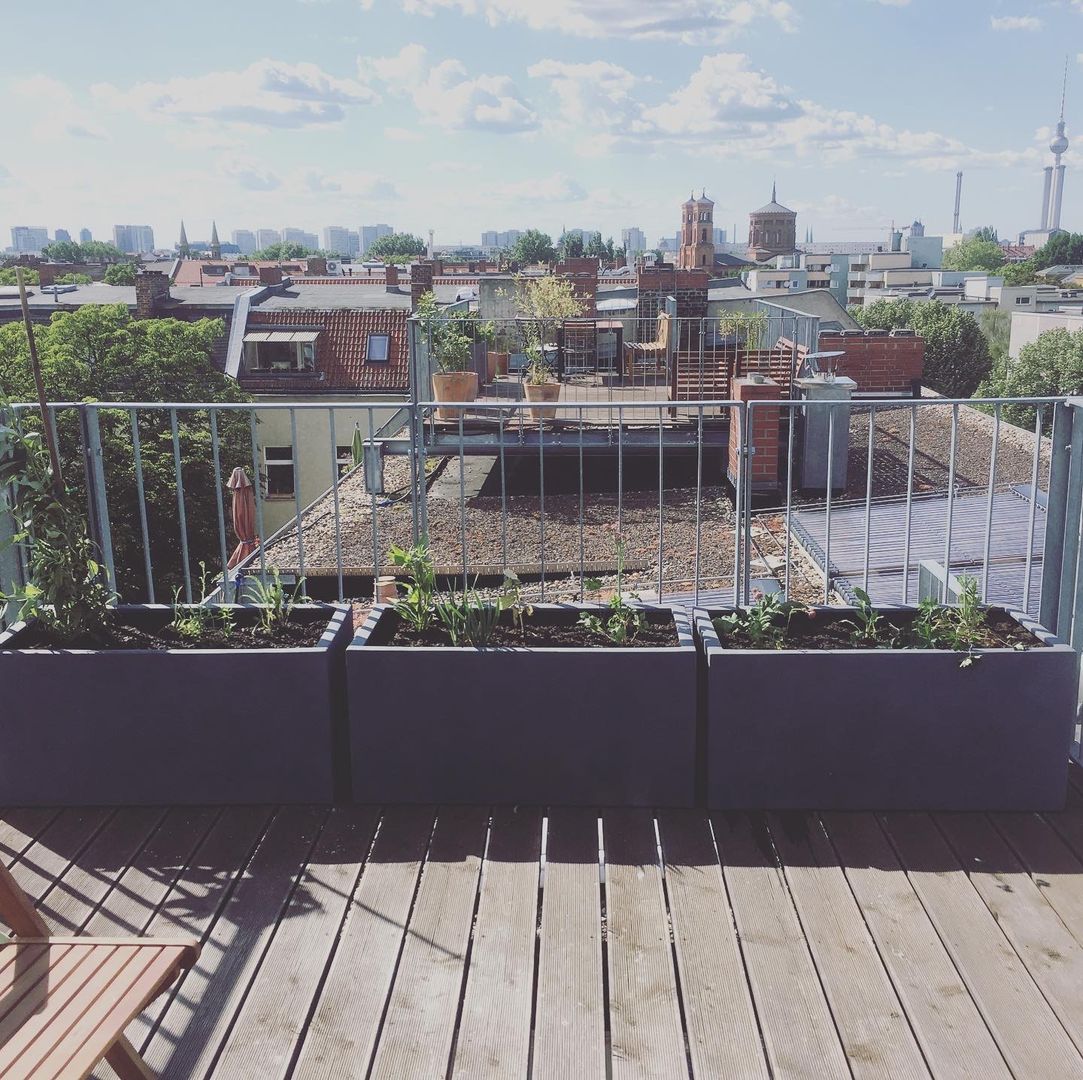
795, 375, 856, 492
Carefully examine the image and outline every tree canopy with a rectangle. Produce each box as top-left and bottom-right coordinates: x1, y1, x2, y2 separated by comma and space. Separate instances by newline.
557, 232, 584, 260
0, 305, 251, 598
970, 226, 999, 243
853, 298, 992, 398
511, 229, 556, 265
251, 241, 318, 260
103, 262, 137, 286
40, 240, 126, 264
364, 233, 426, 262
942, 236, 1005, 273
0, 268, 39, 286
1031, 232, 1083, 270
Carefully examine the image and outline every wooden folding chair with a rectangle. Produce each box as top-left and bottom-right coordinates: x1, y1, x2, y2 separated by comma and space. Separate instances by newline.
622, 311, 671, 379
0, 858, 199, 1079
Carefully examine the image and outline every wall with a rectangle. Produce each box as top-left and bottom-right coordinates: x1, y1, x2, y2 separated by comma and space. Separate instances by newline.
1009, 310, 1083, 358
816, 331, 924, 395
254, 397, 407, 534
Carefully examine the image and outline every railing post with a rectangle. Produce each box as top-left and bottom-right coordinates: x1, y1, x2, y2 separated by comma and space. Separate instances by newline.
1042, 400, 1077, 635
0, 481, 23, 629
407, 316, 428, 544
79, 405, 117, 593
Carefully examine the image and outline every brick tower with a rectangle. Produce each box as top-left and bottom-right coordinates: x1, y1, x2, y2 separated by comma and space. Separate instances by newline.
747, 183, 797, 262
678, 190, 715, 270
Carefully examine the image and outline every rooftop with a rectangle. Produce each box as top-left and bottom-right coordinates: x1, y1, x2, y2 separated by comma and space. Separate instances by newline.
10, 780, 1083, 1077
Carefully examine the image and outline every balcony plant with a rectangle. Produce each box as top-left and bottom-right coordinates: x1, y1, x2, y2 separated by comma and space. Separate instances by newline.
417, 291, 478, 421
694, 583, 1075, 811
516, 275, 583, 421
0, 416, 351, 805
483, 321, 510, 380
346, 544, 697, 805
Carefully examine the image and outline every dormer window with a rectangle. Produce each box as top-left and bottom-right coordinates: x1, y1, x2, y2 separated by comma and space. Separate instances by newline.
243, 330, 319, 372
365, 333, 391, 363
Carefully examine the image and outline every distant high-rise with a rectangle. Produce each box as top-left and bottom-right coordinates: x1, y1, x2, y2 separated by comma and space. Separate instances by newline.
281, 227, 318, 250
10, 226, 49, 254
54, 228, 72, 245
232, 229, 257, 255
712, 227, 728, 246
112, 225, 155, 254
679, 191, 715, 269
621, 226, 646, 255
360, 224, 393, 255
256, 228, 281, 250
79, 228, 92, 245
322, 226, 352, 254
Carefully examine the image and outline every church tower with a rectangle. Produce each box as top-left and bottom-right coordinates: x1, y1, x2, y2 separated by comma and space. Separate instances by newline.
209, 221, 221, 260
178, 221, 190, 258
678, 190, 715, 269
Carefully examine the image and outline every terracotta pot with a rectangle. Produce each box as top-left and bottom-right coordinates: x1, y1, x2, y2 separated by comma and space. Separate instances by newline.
375, 576, 398, 604
432, 371, 479, 422
524, 381, 560, 421
488, 351, 509, 380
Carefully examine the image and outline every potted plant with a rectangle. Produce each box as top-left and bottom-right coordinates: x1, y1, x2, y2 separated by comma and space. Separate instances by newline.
485, 322, 510, 380
0, 418, 352, 805
694, 584, 1076, 811
417, 291, 478, 421
346, 545, 697, 806
516, 275, 583, 421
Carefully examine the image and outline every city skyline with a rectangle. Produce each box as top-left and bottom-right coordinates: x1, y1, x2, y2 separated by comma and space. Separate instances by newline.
0, 1, 1079, 247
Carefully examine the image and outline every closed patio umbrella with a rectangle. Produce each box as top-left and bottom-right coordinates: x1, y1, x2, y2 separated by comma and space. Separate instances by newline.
226, 467, 260, 569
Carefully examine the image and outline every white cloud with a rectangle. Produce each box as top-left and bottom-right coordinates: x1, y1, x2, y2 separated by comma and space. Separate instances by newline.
491, 173, 588, 202
221, 159, 282, 191
360, 45, 538, 132
12, 76, 109, 141
527, 59, 642, 127
990, 15, 1042, 30
93, 60, 378, 129
396, 0, 796, 44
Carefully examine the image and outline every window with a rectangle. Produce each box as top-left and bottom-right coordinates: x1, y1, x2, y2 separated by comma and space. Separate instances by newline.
264, 446, 295, 497
244, 331, 318, 372
1015, 296, 1031, 305
701, 229, 707, 243
366, 333, 391, 363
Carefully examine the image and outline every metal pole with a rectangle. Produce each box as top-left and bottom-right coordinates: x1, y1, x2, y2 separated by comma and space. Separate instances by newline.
1041, 401, 1074, 632
15, 268, 62, 491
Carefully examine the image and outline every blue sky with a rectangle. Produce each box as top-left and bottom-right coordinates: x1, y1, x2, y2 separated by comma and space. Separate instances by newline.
1, 0, 1080, 250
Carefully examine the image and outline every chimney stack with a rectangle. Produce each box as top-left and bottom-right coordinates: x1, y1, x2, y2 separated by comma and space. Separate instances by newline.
134, 270, 171, 318
258, 266, 283, 286
953, 171, 963, 234
306, 256, 328, 277
411, 261, 434, 310
385, 264, 400, 291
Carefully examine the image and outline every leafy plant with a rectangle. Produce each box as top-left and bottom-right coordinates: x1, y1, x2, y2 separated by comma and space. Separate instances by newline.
515, 275, 583, 386
245, 568, 302, 635
435, 589, 500, 647
712, 590, 810, 649
911, 576, 988, 667
169, 563, 235, 640
0, 414, 113, 641
387, 542, 438, 632
579, 540, 646, 644
496, 571, 532, 632
840, 588, 893, 647
415, 291, 473, 374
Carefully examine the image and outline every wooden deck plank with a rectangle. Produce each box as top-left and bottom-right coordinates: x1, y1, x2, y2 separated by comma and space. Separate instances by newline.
882, 812, 1083, 1080
711, 812, 851, 1080
452, 806, 541, 1079
603, 808, 689, 1080
8, 808, 111, 907
292, 806, 435, 1080
532, 807, 605, 1080
937, 811, 1083, 1056
141, 806, 328, 1080
0, 808, 59, 866
767, 813, 930, 1080
209, 806, 379, 1080
994, 810, 1083, 947
656, 809, 769, 1080
85, 808, 219, 938
369, 806, 489, 1080
824, 812, 1011, 1080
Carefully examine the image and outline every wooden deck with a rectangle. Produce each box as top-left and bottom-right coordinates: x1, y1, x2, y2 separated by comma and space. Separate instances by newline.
7, 778, 1083, 1078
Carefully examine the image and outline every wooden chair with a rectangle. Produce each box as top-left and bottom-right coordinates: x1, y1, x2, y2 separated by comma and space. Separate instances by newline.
0, 858, 199, 1079
622, 312, 671, 379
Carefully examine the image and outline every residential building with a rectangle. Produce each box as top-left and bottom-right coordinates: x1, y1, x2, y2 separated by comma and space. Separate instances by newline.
360, 224, 393, 255
322, 226, 352, 255
232, 230, 257, 255
480, 229, 522, 254
10, 226, 49, 254
54, 228, 72, 245
345, 230, 361, 256
112, 225, 155, 254
679, 191, 715, 270
747, 185, 797, 262
1009, 309, 1083, 358
78, 228, 92, 244
256, 228, 281, 250
713, 227, 728, 246
621, 227, 646, 255
282, 228, 319, 250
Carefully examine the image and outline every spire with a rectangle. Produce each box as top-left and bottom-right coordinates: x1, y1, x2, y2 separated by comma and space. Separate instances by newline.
209, 220, 221, 259
1061, 54, 1069, 123
178, 220, 190, 258
771, 179, 777, 203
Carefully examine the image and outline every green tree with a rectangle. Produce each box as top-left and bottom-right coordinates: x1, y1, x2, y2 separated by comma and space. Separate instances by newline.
557, 231, 584, 259
979, 327, 1083, 430
511, 229, 556, 265
42, 241, 126, 264
1001, 261, 1042, 286
40, 239, 83, 263
1031, 232, 1083, 270
251, 241, 316, 260
942, 236, 1005, 272
854, 298, 992, 398
978, 309, 1011, 376
364, 233, 426, 262
971, 226, 999, 243
585, 232, 607, 259
0, 305, 252, 599
0, 268, 40, 286
103, 262, 137, 286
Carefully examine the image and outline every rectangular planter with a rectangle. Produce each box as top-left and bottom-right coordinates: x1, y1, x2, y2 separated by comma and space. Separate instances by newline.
0, 604, 353, 806
347, 604, 697, 806
695, 606, 1077, 811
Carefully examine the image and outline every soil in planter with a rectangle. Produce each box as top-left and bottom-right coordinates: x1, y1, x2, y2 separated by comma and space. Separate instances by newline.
377, 608, 679, 648
6, 607, 331, 651
710, 607, 1044, 651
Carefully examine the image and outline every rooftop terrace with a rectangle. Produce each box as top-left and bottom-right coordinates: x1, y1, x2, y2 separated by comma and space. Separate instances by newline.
10, 776, 1083, 1079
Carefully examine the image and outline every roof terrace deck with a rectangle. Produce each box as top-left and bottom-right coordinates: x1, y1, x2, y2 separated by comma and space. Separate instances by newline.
7, 775, 1083, 1079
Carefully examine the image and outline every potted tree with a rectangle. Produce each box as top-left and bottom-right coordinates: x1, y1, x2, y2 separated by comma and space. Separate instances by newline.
485, 322, 510, 380
516, 275, 583, 421
418, 291, 478, 421
346, 545, 697, 806
0, 415, 352, 806
694, 585, 1076, 811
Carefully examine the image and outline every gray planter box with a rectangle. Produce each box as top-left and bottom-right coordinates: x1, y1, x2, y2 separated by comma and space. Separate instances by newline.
695, 607, 1077, 811
347, 604, 697, 806
0, 604, 352, 806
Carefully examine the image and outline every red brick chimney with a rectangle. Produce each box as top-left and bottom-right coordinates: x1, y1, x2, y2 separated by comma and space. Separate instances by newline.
385, 264, 400, 291
37, 264, 57, 287
258, 266, 283, 286
134, 271, 171, 318
305, 256, 328, 276
411, 261, 435, 310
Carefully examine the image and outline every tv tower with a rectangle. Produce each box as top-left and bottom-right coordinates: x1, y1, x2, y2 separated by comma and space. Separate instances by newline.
1041, 58, 1070, 232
